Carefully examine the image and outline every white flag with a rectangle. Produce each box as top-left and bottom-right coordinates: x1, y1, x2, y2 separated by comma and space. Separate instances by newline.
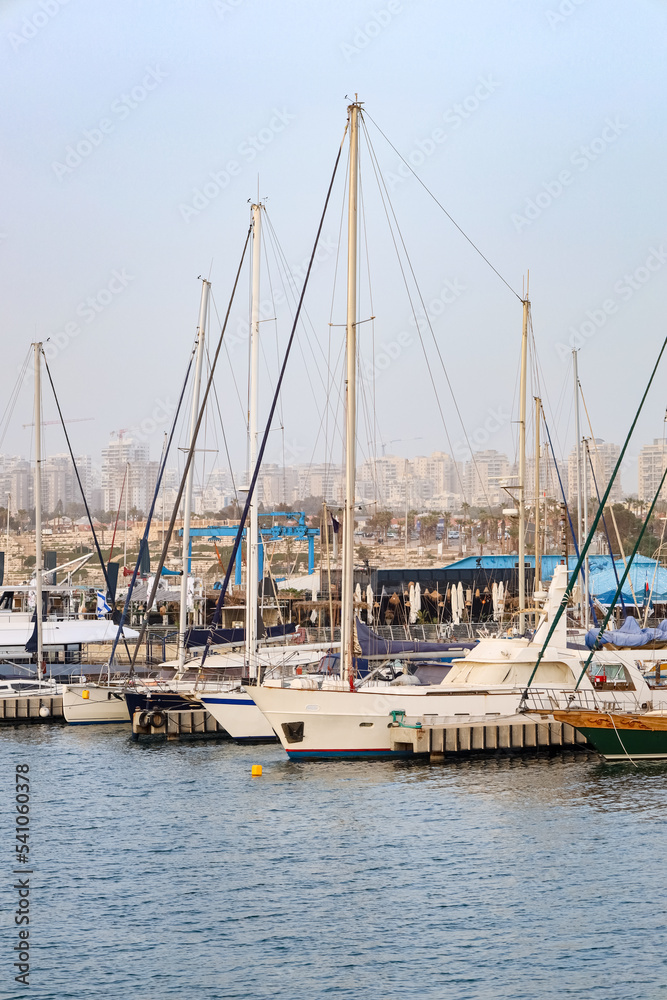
96, 591, 111, 618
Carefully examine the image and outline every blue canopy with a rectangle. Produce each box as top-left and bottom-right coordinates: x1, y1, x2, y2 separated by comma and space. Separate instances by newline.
585, 616, 667, 649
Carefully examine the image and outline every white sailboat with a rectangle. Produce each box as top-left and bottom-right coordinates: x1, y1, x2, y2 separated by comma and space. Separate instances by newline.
197, 203, 328, 741
249, 101, 651, 758
62, 283, 211, 725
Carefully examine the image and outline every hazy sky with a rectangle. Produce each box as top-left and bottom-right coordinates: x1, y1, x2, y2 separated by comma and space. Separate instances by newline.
2, 0, 666, 493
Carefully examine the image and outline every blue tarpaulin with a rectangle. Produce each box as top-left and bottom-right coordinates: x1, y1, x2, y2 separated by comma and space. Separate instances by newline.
585, 616, 667, 649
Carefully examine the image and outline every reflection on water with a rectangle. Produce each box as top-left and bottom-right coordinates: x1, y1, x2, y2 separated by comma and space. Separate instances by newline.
1, 725, 665, 1000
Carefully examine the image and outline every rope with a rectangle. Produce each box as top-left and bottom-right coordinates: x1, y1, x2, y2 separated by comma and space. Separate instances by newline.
574, 454, 667, 689
607, 712, 638, 767
585, 443, 626, 618
579, 383, 640, 609
363, 110, 522, 302
200, 127, 346, 671
109, 327, 200, 670
107, 463, 127, 564
521, 333, 667, 696
128, 231, 252, 670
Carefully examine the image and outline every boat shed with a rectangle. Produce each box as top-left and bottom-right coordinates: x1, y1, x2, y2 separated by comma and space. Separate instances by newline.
373, 555, 665, 606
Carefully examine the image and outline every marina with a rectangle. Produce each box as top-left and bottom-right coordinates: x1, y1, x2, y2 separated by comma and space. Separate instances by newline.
2, 1, 665, 995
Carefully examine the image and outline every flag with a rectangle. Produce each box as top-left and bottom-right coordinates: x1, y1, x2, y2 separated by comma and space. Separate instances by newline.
331, 514, 340, 534
96, 591, 111, 618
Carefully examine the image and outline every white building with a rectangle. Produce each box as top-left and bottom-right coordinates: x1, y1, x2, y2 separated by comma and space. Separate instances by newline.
638, 439, 667, 502
568, 439, 622, 506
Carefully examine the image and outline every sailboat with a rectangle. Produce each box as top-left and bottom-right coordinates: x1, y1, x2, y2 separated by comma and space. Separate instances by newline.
249, 100, 658, 758
63, 284, 213, 725
196, 203, 330, 741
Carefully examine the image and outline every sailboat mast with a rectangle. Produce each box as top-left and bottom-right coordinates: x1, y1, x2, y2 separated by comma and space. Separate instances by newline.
534, 395, 541, 591
33, 343, 43, 681
518, 292, 529, 634
178, 279, 210, 673
582, 435, 590, 629
245, 203, 262, 680
341, 100, 360, 682
573, 349, 583, 623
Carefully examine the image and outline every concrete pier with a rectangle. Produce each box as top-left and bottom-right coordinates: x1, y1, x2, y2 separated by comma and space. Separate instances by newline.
390, 718, 589, 759
131, 707, 228, 741
0, 695, 63, 723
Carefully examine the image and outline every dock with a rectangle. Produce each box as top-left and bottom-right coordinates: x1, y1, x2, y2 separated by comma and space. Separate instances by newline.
389, 716, 590, 759
0, 695, 64, 723
131, 707, 228, 741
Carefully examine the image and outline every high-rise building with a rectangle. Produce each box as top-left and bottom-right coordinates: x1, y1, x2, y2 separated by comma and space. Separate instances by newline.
101, 436, 157, 514
638, 439, 667, 502
568, 439, 622, 506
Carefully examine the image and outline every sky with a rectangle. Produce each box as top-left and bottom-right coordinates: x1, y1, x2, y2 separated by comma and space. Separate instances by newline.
2, 0, 666, 494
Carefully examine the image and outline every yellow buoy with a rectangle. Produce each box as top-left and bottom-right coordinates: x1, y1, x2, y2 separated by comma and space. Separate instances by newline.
82, 690, 90, 700
251, 764, 262, 776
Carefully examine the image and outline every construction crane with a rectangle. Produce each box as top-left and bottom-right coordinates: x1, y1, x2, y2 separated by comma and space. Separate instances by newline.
380, 436, 422, 456
23, 417, 94, 429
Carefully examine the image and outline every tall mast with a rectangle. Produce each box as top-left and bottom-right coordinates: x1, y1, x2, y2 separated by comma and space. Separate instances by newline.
245, 203, 262, 680
573, 349, 583, 622
582, 436, 590, 629
341, 100, 360, 681
534, 396, 541, 592
177, 279, 210, 674
404, 459, 409, 566
124, 460, 129, 569
33, 343, 44, 680
518, 288, 529, 634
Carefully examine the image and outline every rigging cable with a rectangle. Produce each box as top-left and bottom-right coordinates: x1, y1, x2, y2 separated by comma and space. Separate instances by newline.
361, 114, 487, 508
42, 353, 135, 663
521, 332, 667, 696
363, 109, 522, 301
126, 232, 253, 669
200, 125, 347, 668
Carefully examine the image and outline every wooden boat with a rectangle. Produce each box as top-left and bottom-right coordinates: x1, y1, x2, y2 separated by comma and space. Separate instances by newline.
550, 709, 667, 761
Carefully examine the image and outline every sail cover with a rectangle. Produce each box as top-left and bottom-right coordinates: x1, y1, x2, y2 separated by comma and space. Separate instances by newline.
585, 615, 667, 649
354, 618, 475, 656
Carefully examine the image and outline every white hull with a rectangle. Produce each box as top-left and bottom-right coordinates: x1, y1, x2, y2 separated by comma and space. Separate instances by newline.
250, 683, 555, 758
62, 683, 130, 724
200, 688, 277, 741
251, 659, 650, 760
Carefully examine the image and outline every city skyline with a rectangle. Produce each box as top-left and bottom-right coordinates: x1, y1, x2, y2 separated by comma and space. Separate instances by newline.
2, 433, 665, 518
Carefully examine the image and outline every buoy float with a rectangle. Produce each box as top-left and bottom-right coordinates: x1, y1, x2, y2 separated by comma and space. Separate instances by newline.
82, 690, 90, 699
251, 764, 262, 776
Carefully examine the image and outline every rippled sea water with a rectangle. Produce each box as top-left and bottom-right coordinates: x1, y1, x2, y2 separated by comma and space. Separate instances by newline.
2, 724, 667, 1000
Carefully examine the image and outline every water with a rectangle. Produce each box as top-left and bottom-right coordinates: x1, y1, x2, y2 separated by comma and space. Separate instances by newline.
1, 725, 666, 1000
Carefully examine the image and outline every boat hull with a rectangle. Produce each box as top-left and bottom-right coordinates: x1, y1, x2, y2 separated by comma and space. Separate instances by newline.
62, 684, 130, 725
200, 690, 278, 742
552, 710, 667, 760
250, 684, 534, 759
